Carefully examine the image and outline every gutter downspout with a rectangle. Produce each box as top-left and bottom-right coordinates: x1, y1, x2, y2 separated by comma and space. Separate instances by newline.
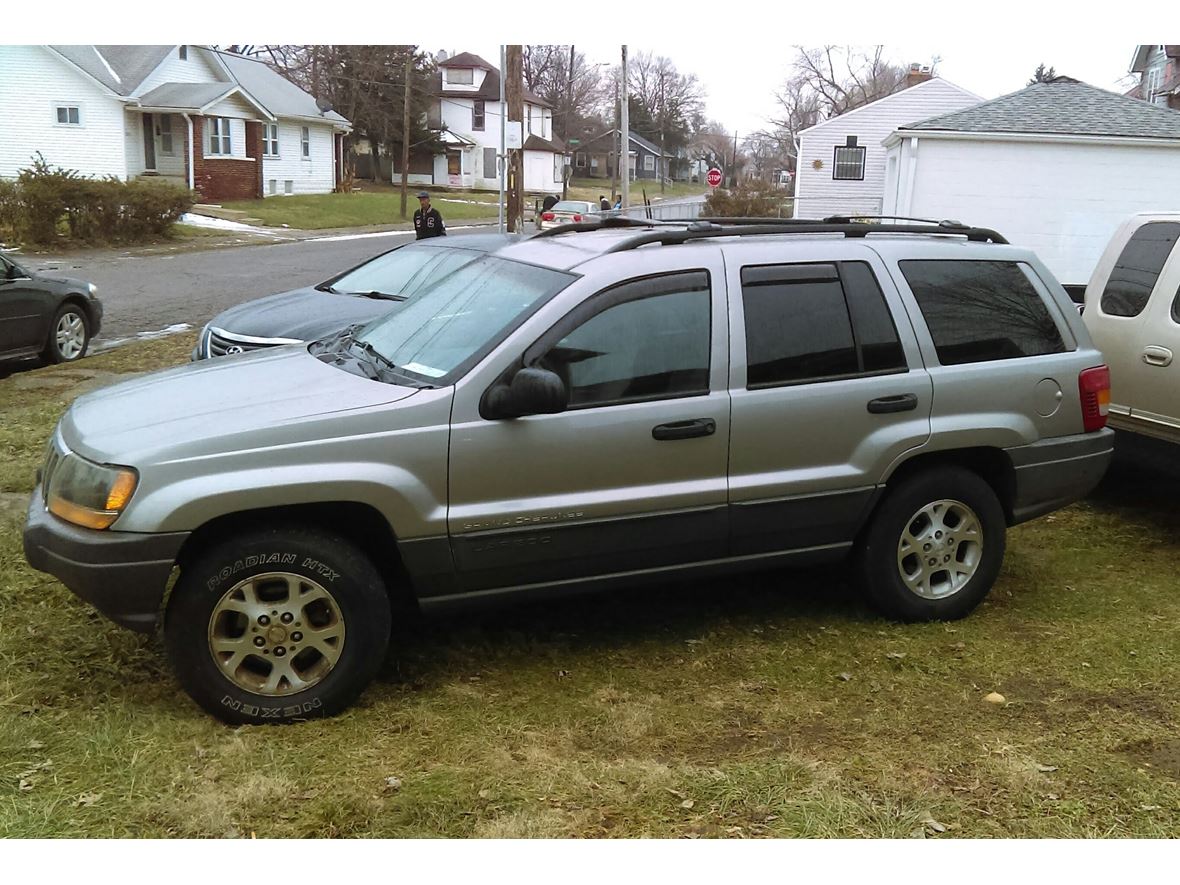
182, 113, 195, 191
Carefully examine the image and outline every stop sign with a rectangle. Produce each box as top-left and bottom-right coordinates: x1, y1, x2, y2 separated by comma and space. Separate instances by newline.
706, 167, 723, 188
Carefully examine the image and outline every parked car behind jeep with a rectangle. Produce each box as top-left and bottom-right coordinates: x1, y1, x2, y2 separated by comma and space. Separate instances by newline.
1082, 212, 1180, 444
1, 253, 103, 364
24, 218, 1113, 724
193, 233, 521, 359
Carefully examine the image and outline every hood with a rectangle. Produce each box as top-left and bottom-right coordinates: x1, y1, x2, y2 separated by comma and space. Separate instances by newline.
62, 344, 418, 463
209, 286, 407, 341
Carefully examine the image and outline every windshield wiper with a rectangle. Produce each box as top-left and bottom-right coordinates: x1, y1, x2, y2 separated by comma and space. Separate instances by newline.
348, 337, 397, 370
314, 283, 339, 294
348, 339, 432, 388
346, 290, 407, 301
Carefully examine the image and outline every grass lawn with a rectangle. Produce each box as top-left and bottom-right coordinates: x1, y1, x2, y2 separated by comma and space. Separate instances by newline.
567, 178, 707, 204
2, 341, 1179, 837
222, 192, 502, 230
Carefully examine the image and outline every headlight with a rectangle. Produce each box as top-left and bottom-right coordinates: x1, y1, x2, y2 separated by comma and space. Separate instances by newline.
87, 282, 98, 297
44, 441, 138, 530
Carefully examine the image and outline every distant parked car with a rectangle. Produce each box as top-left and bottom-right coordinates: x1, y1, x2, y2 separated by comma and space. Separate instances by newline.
0, 253, 102, 364
193, 234, 522, 359
537, 200, 599, 231
1082, 212, 1180, 444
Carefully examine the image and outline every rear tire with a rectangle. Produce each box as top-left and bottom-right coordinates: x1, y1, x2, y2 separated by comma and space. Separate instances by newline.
165, 526, 391, 724
855, 466, 1006, 621
42, 302, 90, 363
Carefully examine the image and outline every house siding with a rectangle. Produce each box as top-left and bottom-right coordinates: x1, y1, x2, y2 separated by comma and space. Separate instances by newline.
883, 135, 1180, 286
135, 47, 228, 95
438, 94, 559, 193
261, 121, 336, 196
0, 46, 127, 179
794, 79, 979, 218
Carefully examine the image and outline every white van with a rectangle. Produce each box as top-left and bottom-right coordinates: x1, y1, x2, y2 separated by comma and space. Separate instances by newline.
1083, 212, 1180, 444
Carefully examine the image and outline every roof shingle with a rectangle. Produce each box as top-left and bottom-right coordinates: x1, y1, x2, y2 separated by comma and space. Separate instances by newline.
901, 78, 1180, 140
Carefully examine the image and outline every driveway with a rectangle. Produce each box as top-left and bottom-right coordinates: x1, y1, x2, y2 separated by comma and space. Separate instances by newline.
21, 228, 496, 343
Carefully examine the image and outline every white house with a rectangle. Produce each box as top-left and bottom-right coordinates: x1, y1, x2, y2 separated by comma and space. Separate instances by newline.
0, 45, 351, 201
882, 77, 1180, 287
793, 75, 981, 219
429, 52, 565, 195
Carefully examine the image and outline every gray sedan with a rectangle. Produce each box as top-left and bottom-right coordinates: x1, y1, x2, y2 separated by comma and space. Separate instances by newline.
193, 233, 522, 359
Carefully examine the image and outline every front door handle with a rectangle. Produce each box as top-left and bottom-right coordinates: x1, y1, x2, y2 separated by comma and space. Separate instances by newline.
652, 418, 716, 441
867, 393, 918, 414
1142, 345, 1173, 367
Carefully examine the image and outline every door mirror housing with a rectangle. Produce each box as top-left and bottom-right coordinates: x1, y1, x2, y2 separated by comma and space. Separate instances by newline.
483, 366, 568, 419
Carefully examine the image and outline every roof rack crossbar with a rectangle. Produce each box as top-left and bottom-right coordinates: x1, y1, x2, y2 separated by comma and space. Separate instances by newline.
600, 222, 1008, 252
531, 216, 671, 239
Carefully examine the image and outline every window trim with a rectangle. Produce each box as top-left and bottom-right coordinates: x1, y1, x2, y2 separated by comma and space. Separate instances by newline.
445, 67, 474, 85
472, 99, 485, 131
513, 269, 715, 412
262, 122, 280, 158
208, 117, 232, 155
54, 105, 81, 126
832, 144, 866, 181
301, 126, 311, 159
159, 114, 174, 155
740, 260, 909, 390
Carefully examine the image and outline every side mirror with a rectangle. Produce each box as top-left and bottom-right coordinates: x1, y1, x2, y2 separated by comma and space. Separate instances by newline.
484, 366, 568, 419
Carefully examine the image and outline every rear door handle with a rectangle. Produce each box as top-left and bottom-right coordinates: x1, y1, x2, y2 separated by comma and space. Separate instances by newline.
867, 394, 918, 414
1142, 345, 1173, 367
652, 418, 716, 440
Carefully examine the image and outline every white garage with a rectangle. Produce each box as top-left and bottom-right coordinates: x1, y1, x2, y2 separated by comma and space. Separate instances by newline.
882, 78, 1180, 287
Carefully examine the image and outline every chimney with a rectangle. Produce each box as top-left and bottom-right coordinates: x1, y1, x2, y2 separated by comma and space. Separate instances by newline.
906, 63, 933, 89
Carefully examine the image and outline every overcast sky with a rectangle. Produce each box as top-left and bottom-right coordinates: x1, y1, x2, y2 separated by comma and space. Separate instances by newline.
9, 2, 1148, 140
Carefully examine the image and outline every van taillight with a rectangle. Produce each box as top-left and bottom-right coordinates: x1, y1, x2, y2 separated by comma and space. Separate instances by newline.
1079, 365, 1111, 432
541, 212, 555, 221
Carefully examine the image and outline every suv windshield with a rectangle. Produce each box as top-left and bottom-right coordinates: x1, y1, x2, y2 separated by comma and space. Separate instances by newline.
355, 256, 576, 380
325, 243, 483, 298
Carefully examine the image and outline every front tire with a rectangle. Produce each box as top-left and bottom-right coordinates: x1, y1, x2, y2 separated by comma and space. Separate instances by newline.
855, 466, 1006, 621
43, 302, 90, 363
165, 527, 392, 724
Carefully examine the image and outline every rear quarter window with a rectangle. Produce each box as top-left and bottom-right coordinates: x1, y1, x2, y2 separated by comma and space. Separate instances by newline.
899, 259, 1066, 366
1101, 222, 1180, 318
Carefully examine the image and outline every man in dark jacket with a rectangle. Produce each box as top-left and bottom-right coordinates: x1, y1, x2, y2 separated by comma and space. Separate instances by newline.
413, 191, 446, 239
599, 195, 611, 211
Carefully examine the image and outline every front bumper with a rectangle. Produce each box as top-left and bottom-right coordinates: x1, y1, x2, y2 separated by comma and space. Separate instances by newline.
88, 297, 103, 338
1006, 428, 1115, 524
22, 487, 189, 632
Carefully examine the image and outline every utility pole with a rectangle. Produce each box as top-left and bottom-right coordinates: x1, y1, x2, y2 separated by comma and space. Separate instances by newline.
562, 44, 575, 200
498, 45, 506, 233
620, 44, 629, 210
506, 44, 523, 232
731, 130, 739, 187
399, 46, 413, 219
610, 75, 618, 203
658, 69, 665, 196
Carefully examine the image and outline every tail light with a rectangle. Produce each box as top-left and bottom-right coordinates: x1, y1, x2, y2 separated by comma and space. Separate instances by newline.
1079, 365, 1110, 432
572, 214, 583, 222
541, 212, 555, 221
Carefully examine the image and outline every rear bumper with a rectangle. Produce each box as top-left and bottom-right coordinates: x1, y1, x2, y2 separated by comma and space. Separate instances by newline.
1005, 429, 1114, 524
22, 487, 189, 633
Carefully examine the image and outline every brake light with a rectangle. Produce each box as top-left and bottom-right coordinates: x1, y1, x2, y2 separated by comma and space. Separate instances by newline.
1079, 365, 1110, 432
572, 214, 583, 222
541, 212, 555, 221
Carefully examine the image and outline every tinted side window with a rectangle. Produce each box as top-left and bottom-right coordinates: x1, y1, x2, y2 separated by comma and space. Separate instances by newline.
840, 262, 907, 373
743, 264, 857, 386
900, 260, 1066, 366
1101, 222, 1180, 318
541, 272, 711, 408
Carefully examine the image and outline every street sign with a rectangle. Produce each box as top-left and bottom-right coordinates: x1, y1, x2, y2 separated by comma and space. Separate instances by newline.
706, 167, 723, 188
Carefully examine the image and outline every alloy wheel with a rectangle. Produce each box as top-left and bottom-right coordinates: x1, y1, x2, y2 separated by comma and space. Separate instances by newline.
895, 499, 984, 600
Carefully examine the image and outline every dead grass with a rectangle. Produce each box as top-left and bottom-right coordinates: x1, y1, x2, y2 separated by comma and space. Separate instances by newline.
1, 340, 1179, 837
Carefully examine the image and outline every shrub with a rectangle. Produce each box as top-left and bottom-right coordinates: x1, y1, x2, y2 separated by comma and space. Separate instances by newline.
703, 178, 789, 218
0, 178, 19, 243
6, 153, 195, 246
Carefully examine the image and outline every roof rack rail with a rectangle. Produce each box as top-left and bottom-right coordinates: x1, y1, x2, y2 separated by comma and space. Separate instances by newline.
598, 220, 1008, 252
821, 214, 967, 227
530, 216, 670, 239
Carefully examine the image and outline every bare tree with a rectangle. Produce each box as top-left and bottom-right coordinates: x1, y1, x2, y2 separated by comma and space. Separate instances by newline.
1028, 63, 1058, 85
792, 45, 919, 117
523, 45, 606, 143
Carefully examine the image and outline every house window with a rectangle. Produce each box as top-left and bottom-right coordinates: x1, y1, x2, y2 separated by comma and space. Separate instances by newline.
301, 127, 310, 159
576, 152, 587, 168
446, 68, 474, 85
483, 147, 497, 179
268, 179, 277, 195
590, 156, 599, 170
263, 123, 279, 157
472, 100, 485, 131
644, 154, 655, 172
284, 180, 294, 195
554, 154, 563, 183
833, 137, 865, 181
55, 105, 81, 125
159, 115, 174, 154
208, 117, 231, 155
179, 46, 188, 60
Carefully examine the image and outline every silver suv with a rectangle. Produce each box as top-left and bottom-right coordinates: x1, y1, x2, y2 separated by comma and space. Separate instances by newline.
23, 218, 1115, 724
